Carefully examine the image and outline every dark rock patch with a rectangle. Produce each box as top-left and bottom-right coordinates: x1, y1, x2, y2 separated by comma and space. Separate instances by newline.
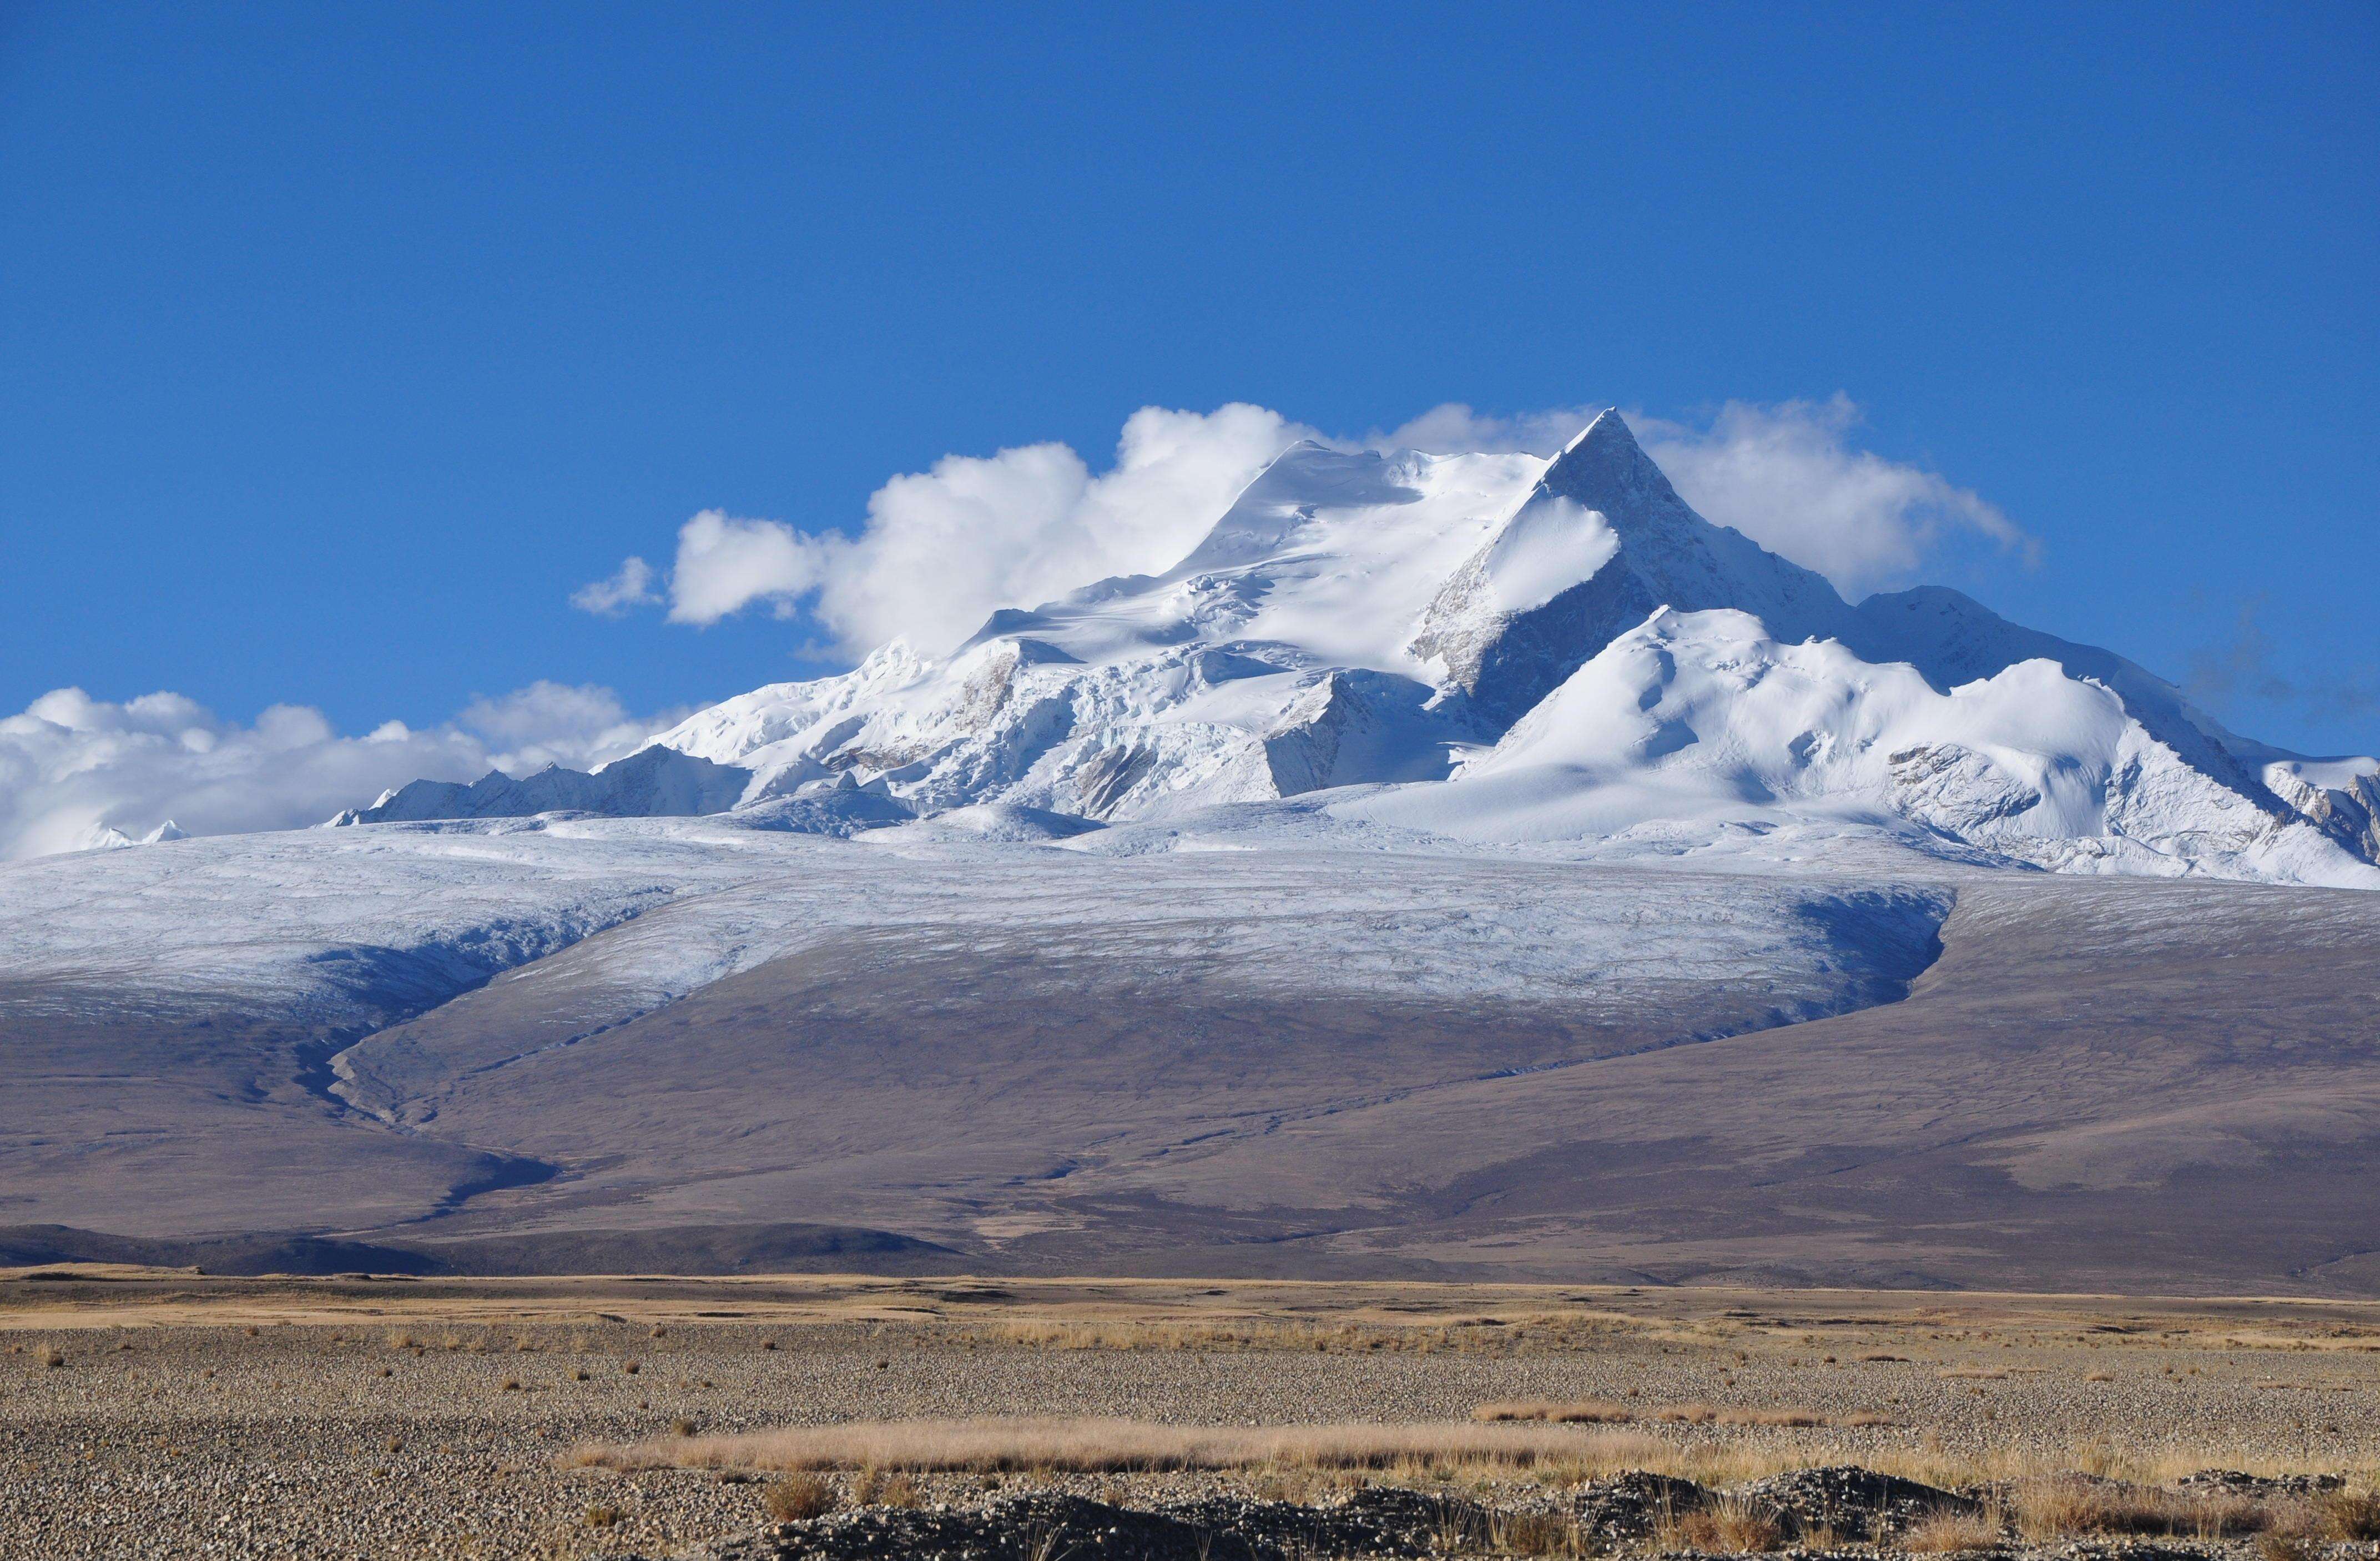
689, 1489, 1480, 1561
1572, 1471, 1712, 1540
1736, 1465, 1975, 1541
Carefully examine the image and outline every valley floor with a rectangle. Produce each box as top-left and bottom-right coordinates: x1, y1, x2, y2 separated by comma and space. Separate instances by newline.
4, 1271, 2378, 1560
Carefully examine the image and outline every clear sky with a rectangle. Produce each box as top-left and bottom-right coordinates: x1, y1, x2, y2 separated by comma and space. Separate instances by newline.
3, 2, 2374, 762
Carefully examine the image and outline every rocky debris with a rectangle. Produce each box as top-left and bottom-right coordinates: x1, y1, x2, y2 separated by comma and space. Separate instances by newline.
1735, 1465, 1976, 1541
2171, 1470, 2346, 1498
1164, 1488, 1469, 1559
688, 1488, 1464, 1561
1571, 1471, 1712, 1539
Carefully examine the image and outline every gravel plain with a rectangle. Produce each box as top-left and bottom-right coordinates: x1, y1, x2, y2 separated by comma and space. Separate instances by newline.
4, 1270, 2378, 1560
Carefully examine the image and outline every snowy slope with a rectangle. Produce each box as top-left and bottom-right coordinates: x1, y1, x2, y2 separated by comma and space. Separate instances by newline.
644, 445, 1550, 822
1353, 607, 2376, 888
327, 410, 2373, 889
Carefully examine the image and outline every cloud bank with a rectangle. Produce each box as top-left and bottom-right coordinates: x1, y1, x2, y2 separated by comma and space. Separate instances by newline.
585, 396, 2031, 653
1376, 397, 2031, 595
1635, 396, 2033, 595
0, 682, 679, 861
609, 404, 1322, 657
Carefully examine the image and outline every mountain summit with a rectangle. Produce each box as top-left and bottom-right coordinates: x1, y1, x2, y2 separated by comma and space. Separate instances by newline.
347, 411, 2380, 888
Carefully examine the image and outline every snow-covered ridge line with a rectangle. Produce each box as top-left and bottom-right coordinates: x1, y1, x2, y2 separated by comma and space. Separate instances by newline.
304, 409, 2372, 889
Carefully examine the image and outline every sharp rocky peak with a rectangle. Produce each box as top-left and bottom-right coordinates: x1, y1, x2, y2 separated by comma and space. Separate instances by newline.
1534, 408, 1691, 528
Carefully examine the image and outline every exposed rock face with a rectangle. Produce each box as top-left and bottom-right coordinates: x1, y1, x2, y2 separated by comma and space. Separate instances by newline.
2268, 762, 2380, 861
1411, 410, 1849, 725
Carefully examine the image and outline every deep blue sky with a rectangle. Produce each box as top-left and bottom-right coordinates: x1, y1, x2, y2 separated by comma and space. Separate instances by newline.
3, 2, 2374, 754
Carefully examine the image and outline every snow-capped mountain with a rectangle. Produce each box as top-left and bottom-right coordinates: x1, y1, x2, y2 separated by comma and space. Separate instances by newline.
344, 410, 2380, 888
327, 743, 750, 827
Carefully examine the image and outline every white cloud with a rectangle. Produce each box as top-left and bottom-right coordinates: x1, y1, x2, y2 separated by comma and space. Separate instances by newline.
1374, 396, 2032, 595
598, 403, 1322, 656
569, 556, 659, 616
455, 680, 680, 774
665, 511, 833, 626
1377, 402, 1601, 456
0, 683, 680, 862
588, 395, 2029, 651
1633, 395, 2035, 595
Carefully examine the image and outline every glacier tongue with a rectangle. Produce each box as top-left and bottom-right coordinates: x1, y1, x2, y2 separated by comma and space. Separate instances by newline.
331, 410, 2377, 889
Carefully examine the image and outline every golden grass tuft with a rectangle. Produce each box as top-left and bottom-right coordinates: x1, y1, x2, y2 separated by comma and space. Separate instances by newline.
1661, 1492, 1782, 1554
2318, 1489, 2380, 1542
1903, 1505, 2006, 1552
762, 1472, 838, 1521
1491, 1508, 1587, 1557
2267, 1489, 2380, 1545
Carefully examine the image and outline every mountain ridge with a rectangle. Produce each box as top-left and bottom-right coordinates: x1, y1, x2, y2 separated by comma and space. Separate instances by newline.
312, 409, 2376, 888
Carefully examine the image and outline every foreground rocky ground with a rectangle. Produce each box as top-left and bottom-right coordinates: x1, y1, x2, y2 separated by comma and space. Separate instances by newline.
3, 1271, 2377, 1559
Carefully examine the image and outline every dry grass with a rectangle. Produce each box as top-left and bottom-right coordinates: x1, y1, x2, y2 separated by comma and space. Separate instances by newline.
2267, 1489, 2380, 1544
1490, 1508, 1587, 1556
850, 1465, 923, 1508
38, 1345, 64, 1369
575, 1416, 1676, 1476
2008, 1476, 2266, 1542
761, 1472, 837, 1521
1903, 1505, 2006, 1552
2322, 1489, 2380, 1541
1659, 1492, 1782, 1554
569, 1413, 2371, 1504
